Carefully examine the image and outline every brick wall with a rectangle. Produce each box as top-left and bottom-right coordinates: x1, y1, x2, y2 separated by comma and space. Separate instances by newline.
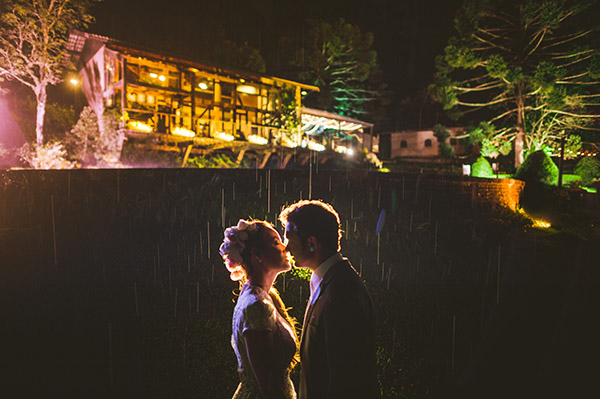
393, 175, 526, 211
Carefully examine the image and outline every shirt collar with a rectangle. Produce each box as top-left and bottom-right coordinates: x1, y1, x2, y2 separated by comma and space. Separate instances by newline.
313, 252, 343, 279
309, 252, 342, 302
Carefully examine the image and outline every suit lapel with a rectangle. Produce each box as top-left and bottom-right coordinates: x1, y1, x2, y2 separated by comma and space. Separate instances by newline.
299, 260, 346, 349
300, 301, 312, 348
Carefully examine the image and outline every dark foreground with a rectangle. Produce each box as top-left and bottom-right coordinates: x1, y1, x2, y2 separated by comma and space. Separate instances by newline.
0, 168, 597, 398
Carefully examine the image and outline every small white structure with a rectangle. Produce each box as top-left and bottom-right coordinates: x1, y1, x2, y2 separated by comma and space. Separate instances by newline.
383, 128, 467, 159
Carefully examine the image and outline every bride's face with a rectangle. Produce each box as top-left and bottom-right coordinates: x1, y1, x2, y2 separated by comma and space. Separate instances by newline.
257, 226, 290, 273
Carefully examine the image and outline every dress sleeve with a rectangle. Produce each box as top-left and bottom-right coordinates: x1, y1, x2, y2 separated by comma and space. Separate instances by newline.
241, 297, 276, 333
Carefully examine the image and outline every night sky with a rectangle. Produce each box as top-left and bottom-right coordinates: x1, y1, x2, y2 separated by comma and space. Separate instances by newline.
90, 0, 464, 125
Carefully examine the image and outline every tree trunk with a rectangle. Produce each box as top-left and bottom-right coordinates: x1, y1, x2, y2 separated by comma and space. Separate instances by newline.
35, 85, 47, 146
514, 96, 525, 168
515, 126, 524, 168
558, 135, 565, 188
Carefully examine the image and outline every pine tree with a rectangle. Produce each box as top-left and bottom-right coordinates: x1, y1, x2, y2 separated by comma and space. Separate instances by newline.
430, 0, 600, 167
299, 18, 380, 119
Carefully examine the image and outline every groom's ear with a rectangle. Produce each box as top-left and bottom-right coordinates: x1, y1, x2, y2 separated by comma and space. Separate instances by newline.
306, 236, 318, 252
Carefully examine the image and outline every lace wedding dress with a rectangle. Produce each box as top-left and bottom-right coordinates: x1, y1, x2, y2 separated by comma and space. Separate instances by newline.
231, 284, 297, 399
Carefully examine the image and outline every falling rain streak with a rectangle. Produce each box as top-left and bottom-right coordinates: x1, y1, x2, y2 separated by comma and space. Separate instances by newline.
3, 167, 574, 397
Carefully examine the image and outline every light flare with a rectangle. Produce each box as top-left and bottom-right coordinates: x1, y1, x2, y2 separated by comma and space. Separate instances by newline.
128, 121, 153, 132
248, 135, 268, 145
308, 141, 325, 152
214, 131, 234, 142
172, 127, 195, 137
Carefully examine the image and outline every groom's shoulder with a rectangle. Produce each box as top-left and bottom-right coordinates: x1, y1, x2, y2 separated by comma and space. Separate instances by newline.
329, 259, 365, 288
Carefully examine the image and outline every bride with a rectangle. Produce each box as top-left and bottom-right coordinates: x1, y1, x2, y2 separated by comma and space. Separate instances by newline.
220, 219, 299, 399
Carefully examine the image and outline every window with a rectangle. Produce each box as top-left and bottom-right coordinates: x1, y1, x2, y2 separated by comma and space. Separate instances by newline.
400, 140, 408, 148
425, 139, 432, 147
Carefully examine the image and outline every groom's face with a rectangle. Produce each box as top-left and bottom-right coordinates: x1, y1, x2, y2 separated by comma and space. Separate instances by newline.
284, 222, 309, 268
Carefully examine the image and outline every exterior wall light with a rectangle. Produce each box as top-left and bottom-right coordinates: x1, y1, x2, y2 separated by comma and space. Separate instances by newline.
248, 135, 268, 145
172, 127, 195, 137
236, 85, 258, 95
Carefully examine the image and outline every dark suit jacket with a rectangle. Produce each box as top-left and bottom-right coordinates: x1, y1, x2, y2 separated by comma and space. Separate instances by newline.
299, 258, 379, 399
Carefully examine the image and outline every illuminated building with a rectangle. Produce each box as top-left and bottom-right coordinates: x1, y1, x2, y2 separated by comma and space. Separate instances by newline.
66, 30, 374, 158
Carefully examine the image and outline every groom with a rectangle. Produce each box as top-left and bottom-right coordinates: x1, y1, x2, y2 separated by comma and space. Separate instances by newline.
280, 200, 379, 399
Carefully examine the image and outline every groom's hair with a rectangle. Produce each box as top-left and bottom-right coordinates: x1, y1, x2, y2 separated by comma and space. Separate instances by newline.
279, 200, 341, 252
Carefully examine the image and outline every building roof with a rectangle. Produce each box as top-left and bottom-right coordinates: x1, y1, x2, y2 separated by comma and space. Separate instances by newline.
301, 107, 373, 134
66, 30, 318, 92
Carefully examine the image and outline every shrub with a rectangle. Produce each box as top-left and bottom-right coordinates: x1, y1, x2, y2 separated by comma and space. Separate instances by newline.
472, 156, 494, 178
18, 142, 75, 169
433, 124, 455, 159
574, 157, 600, 186
514, 150, 558, 185
67, 107, 126, 167
186, 153, 240, 168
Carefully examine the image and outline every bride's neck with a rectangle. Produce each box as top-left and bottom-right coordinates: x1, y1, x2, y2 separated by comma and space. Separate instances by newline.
248, 270, 278, 292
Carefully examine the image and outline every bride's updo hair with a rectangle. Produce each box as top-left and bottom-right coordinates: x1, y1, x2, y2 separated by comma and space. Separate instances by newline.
219, 219, 270, 281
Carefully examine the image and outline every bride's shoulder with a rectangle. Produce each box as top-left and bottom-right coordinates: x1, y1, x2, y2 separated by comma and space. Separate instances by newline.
237, 285, 271, 308
236, 285, 276, 332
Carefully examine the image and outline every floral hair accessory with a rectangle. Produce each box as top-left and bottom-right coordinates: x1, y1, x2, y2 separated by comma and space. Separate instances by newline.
220, 219, 258, 281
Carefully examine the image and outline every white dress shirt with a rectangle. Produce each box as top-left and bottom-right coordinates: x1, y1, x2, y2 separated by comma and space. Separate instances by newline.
309, 252, 343, 305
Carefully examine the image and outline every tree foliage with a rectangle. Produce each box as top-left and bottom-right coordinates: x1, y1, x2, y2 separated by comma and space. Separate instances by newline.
468, 121, 513, 158
432, 124, 456, 159
431, 0, 600, 167
296, 18, 380, 119
0, 0, 100, 145
67, 106, 125, 166
212, 33, 266, 74
574, 156, 600, 185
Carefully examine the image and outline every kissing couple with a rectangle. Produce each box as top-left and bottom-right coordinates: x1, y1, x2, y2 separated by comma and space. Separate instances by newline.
219, 200, 379, 399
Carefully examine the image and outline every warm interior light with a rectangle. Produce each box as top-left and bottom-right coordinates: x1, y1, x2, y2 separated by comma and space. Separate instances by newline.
172, 127, 195, 137
281, 137, 298, 148
158, 75, 166, 82
301, 90, 307, 95
128, 121, 153, 133
198, 82, 208, 90
237, 85, 258, 95
69, 78, 79, 86
150, 73, 158, 78
308, 141, 325, 152
248, 135, 268, 145
214, 131, 234, 142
